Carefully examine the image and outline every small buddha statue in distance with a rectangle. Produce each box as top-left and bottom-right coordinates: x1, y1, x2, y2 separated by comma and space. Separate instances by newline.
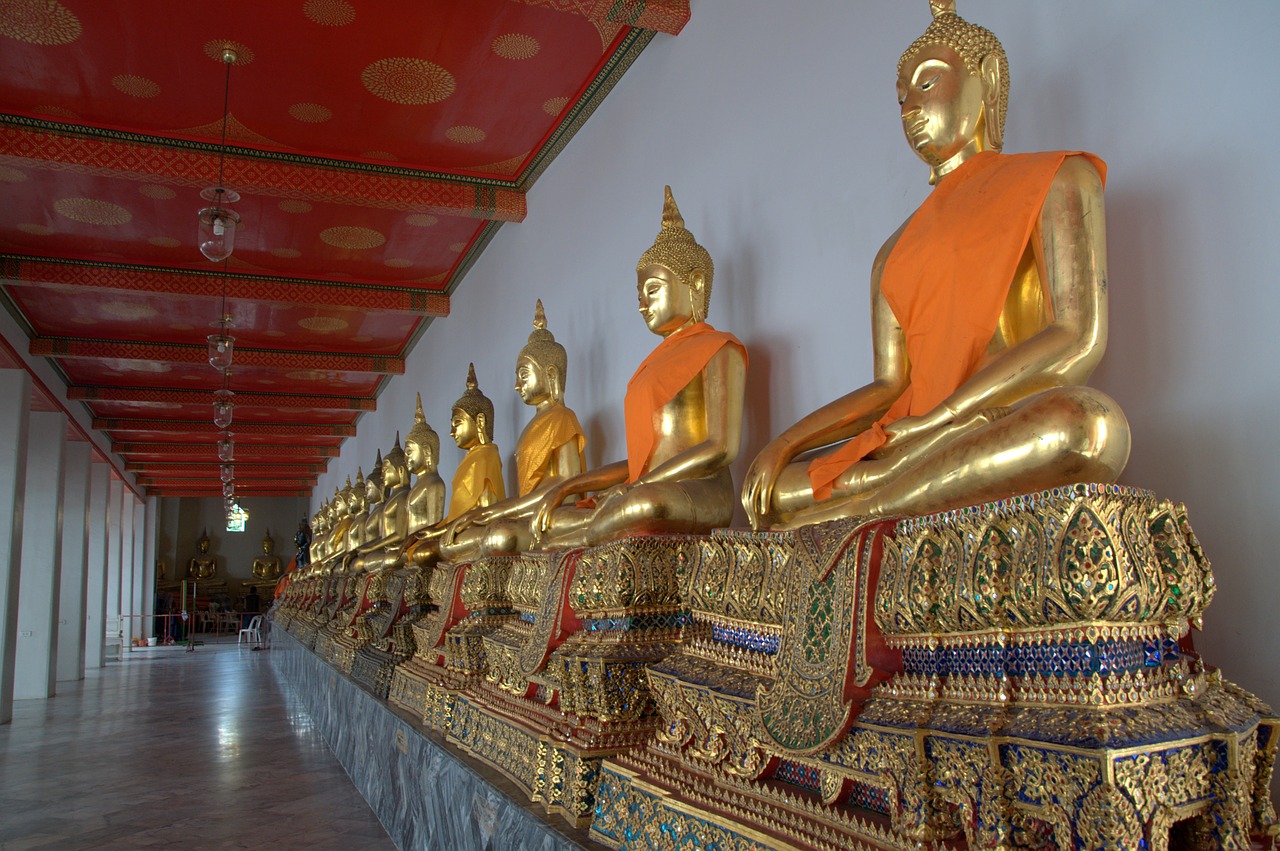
188, 530, 217, 580
251, 530, 282, 580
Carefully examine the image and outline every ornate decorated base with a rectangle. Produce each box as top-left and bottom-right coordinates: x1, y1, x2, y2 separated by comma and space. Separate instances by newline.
591, 484, 1279, 849
436, 536, 697, 825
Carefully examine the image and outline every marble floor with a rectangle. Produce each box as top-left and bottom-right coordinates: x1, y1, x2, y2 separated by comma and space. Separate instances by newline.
0, 643, 394, 850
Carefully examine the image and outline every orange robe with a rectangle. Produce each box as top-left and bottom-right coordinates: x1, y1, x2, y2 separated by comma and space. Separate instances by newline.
446, 442, 505, 521
624, 321, 747, 483
808, 151, 1106, 500
515, 404, 586, 496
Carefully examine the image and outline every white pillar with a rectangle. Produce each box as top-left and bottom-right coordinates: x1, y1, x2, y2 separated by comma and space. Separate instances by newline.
140, 496, 157, 641
118, 492, 135, 648
84, 461, 110, 669
104, 476, 123, 661
56, 440, 92, 682
14, 411, 67, 699
0, 370, 31, 723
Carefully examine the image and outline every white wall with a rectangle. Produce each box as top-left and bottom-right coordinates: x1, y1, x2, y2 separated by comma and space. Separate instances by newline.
316, 1, 1280, 738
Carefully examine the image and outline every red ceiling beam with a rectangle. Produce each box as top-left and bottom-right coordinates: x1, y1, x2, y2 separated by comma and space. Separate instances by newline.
148, 489, 312, 498
32, 338, 405, 374
514, 0, 689, 34
114, 442, 341, 458
1, 257, 450, 315
138, 476, 315, 487
0, 123, 526, 222
69, 386, 376, 412
93, 419, 356, 438
127, 461, 326, 473
132, 467, 325, 480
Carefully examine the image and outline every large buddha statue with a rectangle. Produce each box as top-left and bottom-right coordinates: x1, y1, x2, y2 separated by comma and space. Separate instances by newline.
741, 1, 1129, 529
251, 530, 282, 580
533, 187, 747, 549
439, 300, 586, 560
187, 531, 217, 580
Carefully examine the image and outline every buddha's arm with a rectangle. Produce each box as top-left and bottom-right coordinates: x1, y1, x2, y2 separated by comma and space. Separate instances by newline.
879, 157, 1108, 453
532, 460, 630, 536
454, 439, 586, 536
742, 236, 909, 520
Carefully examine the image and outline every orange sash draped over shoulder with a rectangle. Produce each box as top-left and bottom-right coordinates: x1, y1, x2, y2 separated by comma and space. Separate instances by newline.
624, 321, 747, 483
807, 151, 1106, 501
515, 404, 586, 496
446, 442, 506, 520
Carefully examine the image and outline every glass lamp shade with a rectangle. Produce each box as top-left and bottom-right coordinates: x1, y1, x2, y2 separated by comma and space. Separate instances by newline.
197, 206, 241, 262
219, 464, 234, 483
222, 482, 235, 499
212, 392, 234, 429
217, 434, 235, 462
207, 334, 236, 370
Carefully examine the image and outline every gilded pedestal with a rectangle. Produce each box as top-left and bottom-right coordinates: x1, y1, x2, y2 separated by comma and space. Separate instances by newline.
592, 485, 1279, 849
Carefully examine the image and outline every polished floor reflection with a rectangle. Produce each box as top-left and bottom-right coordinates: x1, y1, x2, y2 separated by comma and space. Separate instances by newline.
0, 644, 394, 850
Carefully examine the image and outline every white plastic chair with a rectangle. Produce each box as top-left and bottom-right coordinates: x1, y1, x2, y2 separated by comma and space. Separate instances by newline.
238, 615, 263, 646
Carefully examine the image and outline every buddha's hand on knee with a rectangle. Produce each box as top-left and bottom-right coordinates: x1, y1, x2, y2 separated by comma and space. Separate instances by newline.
742, 440, 792, 528
595, 482, 631, 509
532, 484, 572, 541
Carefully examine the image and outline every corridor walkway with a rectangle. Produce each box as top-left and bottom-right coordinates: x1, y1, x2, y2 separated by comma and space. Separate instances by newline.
0, 643, 394, 850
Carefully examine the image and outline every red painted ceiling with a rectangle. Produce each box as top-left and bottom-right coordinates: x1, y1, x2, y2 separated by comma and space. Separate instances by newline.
0, 0, 686, 496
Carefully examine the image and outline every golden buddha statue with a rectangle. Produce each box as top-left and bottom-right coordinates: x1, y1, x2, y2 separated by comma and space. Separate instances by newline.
187, 530, 217, 580
741, 1, 1130, 530
405, 364, 506, 563
440, 300, 586, 560
308, 504, 328, 566
251, 530, 282, 580
324, 481, 354, 565
404, 394, 446, 536
334, 469, 367, 565
533, 187, 747, 549
356, 436, 412, 570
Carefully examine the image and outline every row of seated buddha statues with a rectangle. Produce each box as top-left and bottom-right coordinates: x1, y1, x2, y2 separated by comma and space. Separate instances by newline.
275, 3, 1277, 846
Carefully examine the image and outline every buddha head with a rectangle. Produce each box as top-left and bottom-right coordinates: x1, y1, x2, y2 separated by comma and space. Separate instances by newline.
350, 469, 369, 515
450, 363, 494, 450
196, 531, 210, 554
384, 432, 409, 490
897, 0, 1008, 176
515, 299, 567, 407
636, 186, 713, 333
365, 450, 385, 506
332, 480, 351, 519
261, 531, 274, 555
405, 393, 439, 475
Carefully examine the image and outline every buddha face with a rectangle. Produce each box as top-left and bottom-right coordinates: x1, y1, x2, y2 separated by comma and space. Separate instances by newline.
348, 488, 366, 514
366, 474, 383, 505
197, 536, 210, 554
515, 355, 553, 406
450, 407, 480, 450
896, 43, 987, 167
405, 438, 433, 474
261, 537, 272, 554
638, 263, 698, 335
